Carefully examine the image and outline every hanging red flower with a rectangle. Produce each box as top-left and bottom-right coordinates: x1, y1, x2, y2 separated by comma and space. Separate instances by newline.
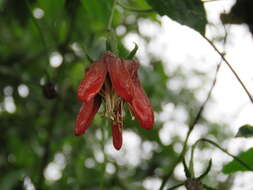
75, 52, 154, 150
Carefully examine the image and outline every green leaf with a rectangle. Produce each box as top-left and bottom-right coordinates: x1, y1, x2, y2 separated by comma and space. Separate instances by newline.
236, 124, 253, 138
145, 0, 207, 34
223, 148, 253, 174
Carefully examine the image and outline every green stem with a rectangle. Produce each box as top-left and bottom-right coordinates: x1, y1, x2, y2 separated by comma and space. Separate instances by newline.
159, 50, 223, 190
159, 28, 229, 190
159, 128, 192, 190
106, 0, 118, 55
117, 1, 154, 13
159, 59, 221, 189
194, 138, 253, 172
108, 0, 117, 31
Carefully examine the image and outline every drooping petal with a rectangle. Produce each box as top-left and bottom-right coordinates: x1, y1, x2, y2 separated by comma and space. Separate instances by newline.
78, 58, 107, 102
124, 59, 139, 79
106, 53, 134, 101
130, 86, 154, 129
112, 122, 123, 150
75, 96, 101, 136
127, 60, 154, 129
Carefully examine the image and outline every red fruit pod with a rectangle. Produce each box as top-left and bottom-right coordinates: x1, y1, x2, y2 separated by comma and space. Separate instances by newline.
78, 59, 107, 103
107, 57, 134, 102
75, 96, 101, 136
112, 122, 123, 150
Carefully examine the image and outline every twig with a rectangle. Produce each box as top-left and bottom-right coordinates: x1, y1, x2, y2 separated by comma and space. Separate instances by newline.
159, 24, 229, 190
195, 138, 253, 171
108, 0, 117, 31
117, 1, 154, 13
158, 62, 221, 189
202, 35, 253, 103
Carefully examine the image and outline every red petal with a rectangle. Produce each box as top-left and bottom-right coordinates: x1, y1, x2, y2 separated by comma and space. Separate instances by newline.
107, 55, 134, 101
75, 96, 101, 136
130, 87, 154, 129
78, 58, 107, 102
128, 62, 154, 129
112, 122, 123, 150
124, 60, 139, 79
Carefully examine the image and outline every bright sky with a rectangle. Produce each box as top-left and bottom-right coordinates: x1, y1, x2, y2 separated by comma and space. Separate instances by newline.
122, 0, 253, 189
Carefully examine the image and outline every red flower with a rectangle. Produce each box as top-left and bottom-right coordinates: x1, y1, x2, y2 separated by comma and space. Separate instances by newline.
75, 52, 154, 150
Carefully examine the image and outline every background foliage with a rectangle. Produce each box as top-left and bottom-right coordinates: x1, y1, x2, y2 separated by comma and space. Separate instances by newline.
1, 0, 252, 190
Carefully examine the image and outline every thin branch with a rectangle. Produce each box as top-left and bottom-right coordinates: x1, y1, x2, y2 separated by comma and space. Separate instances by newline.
196, 138, 253, 172
117, 1, 154, 13
108, 0, 117, 31
159, 25, 229, 190
202, 35, 253, 103
158, 52, 223, 190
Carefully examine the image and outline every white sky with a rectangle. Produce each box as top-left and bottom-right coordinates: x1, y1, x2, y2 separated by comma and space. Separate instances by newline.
122, 0, 253, 189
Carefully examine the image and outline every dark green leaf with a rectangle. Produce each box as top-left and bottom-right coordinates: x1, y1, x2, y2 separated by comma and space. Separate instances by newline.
236, 124, 253, 138
145, 0, 207, 34
223, 148, 253, 174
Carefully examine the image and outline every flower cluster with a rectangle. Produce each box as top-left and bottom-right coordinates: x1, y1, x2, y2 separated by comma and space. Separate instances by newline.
75, 52, 154, 150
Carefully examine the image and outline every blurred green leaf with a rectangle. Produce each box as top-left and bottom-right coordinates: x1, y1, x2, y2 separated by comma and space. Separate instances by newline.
145, 0, 207, 34
236, 124, 253, 138
223, 148, 253, 173
0, 170, 24, 190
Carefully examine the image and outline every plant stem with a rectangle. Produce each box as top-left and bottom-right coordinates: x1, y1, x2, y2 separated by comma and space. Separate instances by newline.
189, 60, 222, 175
202, 35, 253, 103
108, 0, 117, 31
159, 126, 191, 190
159, 55, 222, 190
117, 1, 154, 13
159, 31, 228, 189
194, 138, 253, 171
